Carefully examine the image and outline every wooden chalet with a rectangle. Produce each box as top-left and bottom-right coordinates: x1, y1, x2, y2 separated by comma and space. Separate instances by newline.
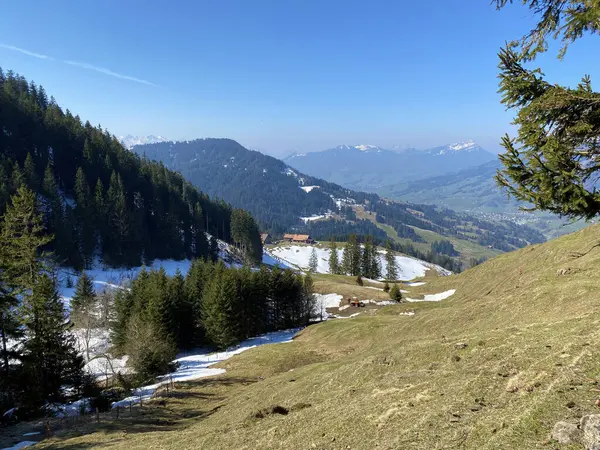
282, 234, 314, 244
260, 233, 271, 245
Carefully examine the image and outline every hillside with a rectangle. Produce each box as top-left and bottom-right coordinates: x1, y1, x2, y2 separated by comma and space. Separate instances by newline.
32, 223, 600, 449
284, 140, 496, 192
0, 68, 247, 269
378, 160, 589, 239
132, 139, 546, 269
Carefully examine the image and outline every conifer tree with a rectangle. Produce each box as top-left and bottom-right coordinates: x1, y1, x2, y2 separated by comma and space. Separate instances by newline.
385, 241, 398, 281
0, 187, 52, 388
328, 237, 340, 275
20, 274, 85, 407
1, 187, 52, 287
23, 153, 39, 190
342, 235, 361, 276
168, 269, 194, 349
308, 247, 318, 273
71, 271, 95, 311
93, 178, 106, 252
389, 283, 403, 303
302, 272, 315, 323
74, 167, 95, 267
493, 1, 600, 219
202, 267, 241, 349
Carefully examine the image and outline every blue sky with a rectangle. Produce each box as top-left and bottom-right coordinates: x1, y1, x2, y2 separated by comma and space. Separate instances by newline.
0, 0, 598, 156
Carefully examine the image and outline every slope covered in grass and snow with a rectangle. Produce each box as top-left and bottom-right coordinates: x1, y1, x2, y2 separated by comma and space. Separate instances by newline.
268, 244, 450, 281
111, 328, 301, 409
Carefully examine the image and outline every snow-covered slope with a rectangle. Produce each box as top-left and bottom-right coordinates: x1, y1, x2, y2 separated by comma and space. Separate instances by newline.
119, 134, 168, 149
268, 245, 450, 281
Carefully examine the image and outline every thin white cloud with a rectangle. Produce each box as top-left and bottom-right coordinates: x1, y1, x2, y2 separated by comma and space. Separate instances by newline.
0, 42, 156, 86
0, 43, 53, 60
64, 60, 156, 86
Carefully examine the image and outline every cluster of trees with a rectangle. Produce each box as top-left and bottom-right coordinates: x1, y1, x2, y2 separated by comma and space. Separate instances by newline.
306, 218, 389, 244
431, 240, 458, 257
0, 68, 262, 269
1, 188, 85, 415
111, 261, 314, 378
327, 236, 399, 281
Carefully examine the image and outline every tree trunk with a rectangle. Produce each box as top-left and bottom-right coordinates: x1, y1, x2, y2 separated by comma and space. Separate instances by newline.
1, 312, 10, 377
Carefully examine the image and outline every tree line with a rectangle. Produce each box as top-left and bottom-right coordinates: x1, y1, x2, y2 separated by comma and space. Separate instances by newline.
111, 261, 315, 378
0, 67, 262, 269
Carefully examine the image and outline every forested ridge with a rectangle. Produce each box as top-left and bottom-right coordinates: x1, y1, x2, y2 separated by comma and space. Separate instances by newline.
134, 139, 546, 256
0, 68, 263, 269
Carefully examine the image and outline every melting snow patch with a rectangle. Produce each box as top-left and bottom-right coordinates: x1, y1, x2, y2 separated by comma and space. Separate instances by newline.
59, 259, 194, 307
21, 433, 40, 437
111, 328, 300, 409
405, 281, 426, 287
405, 289, 455, 302
299, 214, 330, 223
270, 245, 445, 281
313, 293, 343, 319
399, 311, 415, 316
300, 185, 320, 193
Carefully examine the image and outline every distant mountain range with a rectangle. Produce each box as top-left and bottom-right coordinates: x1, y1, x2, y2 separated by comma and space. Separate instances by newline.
284, 140, 496, 192
119, 134, 168, 149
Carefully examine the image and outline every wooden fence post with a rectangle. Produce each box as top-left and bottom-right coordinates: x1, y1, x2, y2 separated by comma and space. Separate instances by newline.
96, 407, 99, 423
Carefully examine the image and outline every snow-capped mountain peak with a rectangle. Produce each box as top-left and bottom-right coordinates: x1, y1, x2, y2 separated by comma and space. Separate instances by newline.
120, 134, 169, 149
336, 144, 383, 153
448, 140, 477, 151
428, 140, 484, 155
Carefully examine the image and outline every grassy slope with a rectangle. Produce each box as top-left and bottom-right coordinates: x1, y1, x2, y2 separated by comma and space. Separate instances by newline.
38, 225, 600, 449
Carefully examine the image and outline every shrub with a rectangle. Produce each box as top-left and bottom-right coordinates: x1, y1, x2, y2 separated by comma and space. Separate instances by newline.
389, 284, 403, 303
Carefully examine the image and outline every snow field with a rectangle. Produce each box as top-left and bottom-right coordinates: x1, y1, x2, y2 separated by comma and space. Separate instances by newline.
405, 289, 456, 302
269, 245, 449, 281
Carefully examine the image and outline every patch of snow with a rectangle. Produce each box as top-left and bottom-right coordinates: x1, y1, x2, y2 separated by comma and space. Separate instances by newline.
355, 144, 379, 152
58, 259, 194, 307
2, 441, 38, 450
313, 293, 343, 319
270, 245, 447, 281
399, 311, 415, 316
405, 289, 456, 303
21, 433, 40, 437
284, 168, 298, 178
363, 286, 382, 291
299, 213, 331, 223
119, 135, 168, 150
405, 281, 426, 287
261, 251, 292, 269
300, 185, 320, 193
448, 140, 476, 151
112, 328, 300, 409
332, 312, 361, 319
362, 278, 384, 285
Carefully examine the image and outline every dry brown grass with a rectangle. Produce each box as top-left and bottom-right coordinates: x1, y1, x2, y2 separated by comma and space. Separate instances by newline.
28, 225, 600, 449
